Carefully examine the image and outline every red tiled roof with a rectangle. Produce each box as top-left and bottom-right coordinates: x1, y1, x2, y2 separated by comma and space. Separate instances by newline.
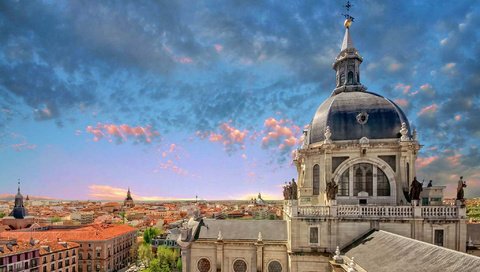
0, 240, 38, 257
0, 224, 136, 243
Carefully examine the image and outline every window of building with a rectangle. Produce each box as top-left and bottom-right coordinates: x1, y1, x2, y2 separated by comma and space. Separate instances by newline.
51, 263, 55, 271
268, 261, 282, 272
309, 227, 319, 244
353, 163, 373, 196
43, 266, 47, 272
197, 258, 210, 272
377, 168, 390, 196
347, 71, 354, 84
233, 260, 247, 272
51, 255, 55, 262
313, 164, 320, 195
338, 169, 349, 196
434, 229, 444, 247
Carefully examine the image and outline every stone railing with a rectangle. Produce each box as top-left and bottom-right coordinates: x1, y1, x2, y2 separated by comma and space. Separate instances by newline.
284, 201, 464, 220
298, 206, 330, 217
337, 205, 413, 218
421, 206, 458, 218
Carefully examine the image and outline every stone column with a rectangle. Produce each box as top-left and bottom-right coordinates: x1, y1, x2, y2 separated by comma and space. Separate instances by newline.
216, 240, 224, 271
255, 241, 264, 272
181, 247, 191, 272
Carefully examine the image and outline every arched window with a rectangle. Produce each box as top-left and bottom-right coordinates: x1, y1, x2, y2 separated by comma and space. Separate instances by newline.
197, 258, 211, 272
356, 72, 360, 83
338, 169, 349, 196
313, 164, 320, 195
353, 164, 373, 196
347, 71, 354, 84
233, 260, 247, 272
268, 261, 282, 272
377, 168, 391, 196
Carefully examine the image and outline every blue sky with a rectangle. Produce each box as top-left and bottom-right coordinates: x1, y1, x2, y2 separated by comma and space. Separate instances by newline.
0, 0, 479, 200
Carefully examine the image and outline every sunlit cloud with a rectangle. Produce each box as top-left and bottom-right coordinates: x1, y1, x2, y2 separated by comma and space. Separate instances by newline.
416, 156, 439, 169
394, 83, 411, 94
261, 117, 302, 151
393, 98, 408, 107
88, 184, 185, 201
198, 122, 248, 152
85, 123, 160, 144
418, 104, 438, 116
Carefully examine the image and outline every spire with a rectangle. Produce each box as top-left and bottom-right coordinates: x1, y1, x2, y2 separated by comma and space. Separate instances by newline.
332, 1, 365, 95
17, 180, 21, 195
341, 26, 354, 51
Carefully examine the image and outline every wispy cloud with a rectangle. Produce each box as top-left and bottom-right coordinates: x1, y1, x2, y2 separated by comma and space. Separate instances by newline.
85, 123, 159, 144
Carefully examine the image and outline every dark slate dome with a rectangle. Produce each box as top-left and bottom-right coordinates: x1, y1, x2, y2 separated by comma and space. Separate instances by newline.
309, 91, 411, 143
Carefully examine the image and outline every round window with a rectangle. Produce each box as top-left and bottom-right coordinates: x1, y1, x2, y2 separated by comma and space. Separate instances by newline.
197, 258, 211, 272
268, 261, 282, 272
233, 259, 247, 272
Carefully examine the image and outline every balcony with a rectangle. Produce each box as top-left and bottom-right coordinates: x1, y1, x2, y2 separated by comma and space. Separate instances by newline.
285, 201, 465, 220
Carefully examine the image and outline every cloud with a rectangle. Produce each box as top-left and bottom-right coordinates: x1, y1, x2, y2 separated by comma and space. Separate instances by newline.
393, 98, 409, 107
198, 121, 248, 152
261, 117, 303, 162
88, 184, 179, 201
416, 156, 439, 169
85, 123, 159, 144
418, 104, 438, 116
156, 159, 190, 176
394, 83, 411, 94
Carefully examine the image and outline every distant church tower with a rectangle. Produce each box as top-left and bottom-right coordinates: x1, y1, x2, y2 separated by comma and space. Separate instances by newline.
10, 182, 28, 219
2, 182, 34, 229
123, 187, 135, 208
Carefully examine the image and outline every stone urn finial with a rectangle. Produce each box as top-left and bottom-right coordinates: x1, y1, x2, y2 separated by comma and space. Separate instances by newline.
347, 257, 357, 272
324, 126, 332, 144
412, 128, 418, 141
258, 232, 263, 242
217, 231, 223, 241
333, 246, 343, 263
400, 122, 409, 141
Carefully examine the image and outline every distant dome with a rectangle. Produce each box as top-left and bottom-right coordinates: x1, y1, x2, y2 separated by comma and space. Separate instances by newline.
309, 91, 411, 143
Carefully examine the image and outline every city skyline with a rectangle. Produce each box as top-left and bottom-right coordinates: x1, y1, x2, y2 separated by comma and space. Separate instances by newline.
1, 1, 479, 200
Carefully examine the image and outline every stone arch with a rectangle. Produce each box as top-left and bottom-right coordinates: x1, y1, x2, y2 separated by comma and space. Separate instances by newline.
332, 157, 397, 201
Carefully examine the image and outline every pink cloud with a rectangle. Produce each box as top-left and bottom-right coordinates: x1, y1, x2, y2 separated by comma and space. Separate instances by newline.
418, 104, 438, 116
420, 83, 432, 91
175, 57, 193, 64
214, 44, 223, 53
446, 154, 462, 167
455, 114, 462, 121
416, 156, 439, 169
86, 123, 159, 144
209, 133, 223, 142
88, 184, 174, 201
157, 160, 189, 176
394, 83, 411, 94
394, 98, 409, 107
261, 117, 302, 151
11, 143, 37, 152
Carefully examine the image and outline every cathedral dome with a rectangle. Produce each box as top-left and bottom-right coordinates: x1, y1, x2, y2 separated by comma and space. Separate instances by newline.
309, 91, 411, 143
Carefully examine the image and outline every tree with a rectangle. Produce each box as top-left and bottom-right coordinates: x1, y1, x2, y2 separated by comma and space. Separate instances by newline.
138, 243, 154, 266
176, 257, 182, 271
0, 212, 5, 219
143, 227, 161, 245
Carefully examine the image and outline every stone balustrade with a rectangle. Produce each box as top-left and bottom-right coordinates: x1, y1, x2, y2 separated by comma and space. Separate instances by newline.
284, 201, 464, 220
